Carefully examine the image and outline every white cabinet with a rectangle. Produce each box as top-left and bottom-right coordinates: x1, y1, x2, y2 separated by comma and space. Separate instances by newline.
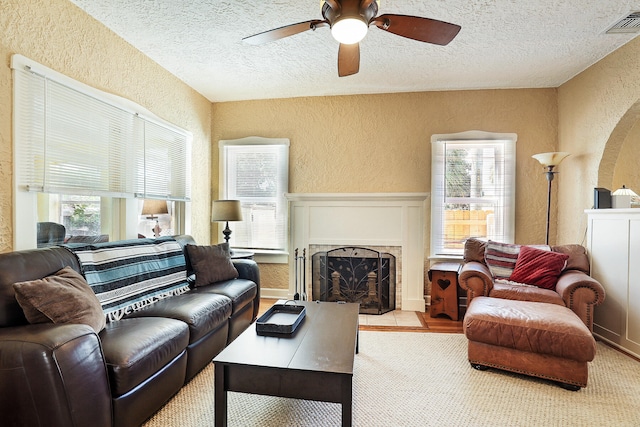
587, 209, 640, 358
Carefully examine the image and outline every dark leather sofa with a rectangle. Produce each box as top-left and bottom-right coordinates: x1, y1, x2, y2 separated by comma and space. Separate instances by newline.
0, 235, 260, 427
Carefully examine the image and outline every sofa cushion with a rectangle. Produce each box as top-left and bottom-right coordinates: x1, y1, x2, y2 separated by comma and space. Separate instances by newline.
126, 292, 232, 343
185, 243, 238, 286
192, 279, 257, 316
490, 280, 566, 306
13, 266, 106, 333
509, 245, 569, 290
67, 238, 190, 322
99, 317, 189, 396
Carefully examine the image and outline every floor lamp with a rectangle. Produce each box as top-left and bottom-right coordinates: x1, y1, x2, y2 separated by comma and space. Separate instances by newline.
211, 200, 243, 245
532, 152, 570, 245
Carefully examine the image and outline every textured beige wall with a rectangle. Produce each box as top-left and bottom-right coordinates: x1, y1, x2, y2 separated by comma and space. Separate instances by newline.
213, 89, 558, 290
0, 0, 212, 252
612, 118, 640, 193
558, 36, 640, 244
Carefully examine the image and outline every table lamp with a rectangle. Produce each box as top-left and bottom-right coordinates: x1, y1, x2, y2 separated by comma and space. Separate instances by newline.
142, 199, 169, 237
211, 200, 243, 244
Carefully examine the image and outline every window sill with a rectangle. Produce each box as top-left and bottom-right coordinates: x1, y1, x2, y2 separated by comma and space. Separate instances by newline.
232, 249, 289, 264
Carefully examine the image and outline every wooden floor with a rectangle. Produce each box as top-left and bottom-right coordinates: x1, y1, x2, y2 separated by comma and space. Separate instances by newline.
258, 298, 464, 333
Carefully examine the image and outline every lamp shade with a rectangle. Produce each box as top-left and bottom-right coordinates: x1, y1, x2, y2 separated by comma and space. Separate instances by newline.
531, 152, 570, 167
331, 17, 368, 44
211, 200, 243, 222
141, 199, 168, 216
613, 185, 639, 197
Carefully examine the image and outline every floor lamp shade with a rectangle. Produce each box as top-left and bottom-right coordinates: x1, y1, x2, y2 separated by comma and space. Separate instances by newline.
532, 152, 570, 245
211, 200, 243, 243
531, 152, 570, 167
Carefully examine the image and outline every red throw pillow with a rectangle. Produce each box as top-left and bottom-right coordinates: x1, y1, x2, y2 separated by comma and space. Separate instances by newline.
509, 245, 569, 290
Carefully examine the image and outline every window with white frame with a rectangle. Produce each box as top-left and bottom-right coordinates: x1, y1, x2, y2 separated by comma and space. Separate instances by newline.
219, 137, 289, 256
12, 54, 191, 248
430, 131, 517, 258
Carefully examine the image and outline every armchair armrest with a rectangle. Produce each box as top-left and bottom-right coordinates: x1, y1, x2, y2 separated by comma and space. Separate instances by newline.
233, 259, 261, 321
458, 261, 494, 304
0, 323, 112, 427
555, 270, 606, 332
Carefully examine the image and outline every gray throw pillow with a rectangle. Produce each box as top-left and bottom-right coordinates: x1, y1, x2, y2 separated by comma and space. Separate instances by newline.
13, 266, 106, 333
186, 243, 239, 287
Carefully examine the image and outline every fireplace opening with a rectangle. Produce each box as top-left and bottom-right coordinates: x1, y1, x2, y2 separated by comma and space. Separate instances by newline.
312, 247, 396, 315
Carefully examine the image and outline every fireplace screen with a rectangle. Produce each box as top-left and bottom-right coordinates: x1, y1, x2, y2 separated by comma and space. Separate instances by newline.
312, 247, 396, 315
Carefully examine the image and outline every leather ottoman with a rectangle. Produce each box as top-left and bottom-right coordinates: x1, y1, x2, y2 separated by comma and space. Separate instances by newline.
463, 296, 597, 390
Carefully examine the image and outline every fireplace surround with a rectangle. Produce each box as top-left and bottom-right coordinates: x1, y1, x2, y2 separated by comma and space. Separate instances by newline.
286, 193, 429, 312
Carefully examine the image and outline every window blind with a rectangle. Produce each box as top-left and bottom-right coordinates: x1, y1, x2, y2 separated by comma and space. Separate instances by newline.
12, 54, 191, 201
431, 132, 516, 257
139, 120, 191, 200
220, 137, 289, 252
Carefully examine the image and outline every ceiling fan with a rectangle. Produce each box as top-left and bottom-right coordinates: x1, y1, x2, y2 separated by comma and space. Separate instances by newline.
242, 0, 461, 77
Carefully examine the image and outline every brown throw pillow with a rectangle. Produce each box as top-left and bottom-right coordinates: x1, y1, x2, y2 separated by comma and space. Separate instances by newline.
13, 266, 106, 333
552, 244, 590, 274
463, 237, 487, 263
186, 243, 239, 287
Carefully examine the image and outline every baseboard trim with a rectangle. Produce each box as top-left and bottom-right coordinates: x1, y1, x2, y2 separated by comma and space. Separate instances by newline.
260, 288, 290, 300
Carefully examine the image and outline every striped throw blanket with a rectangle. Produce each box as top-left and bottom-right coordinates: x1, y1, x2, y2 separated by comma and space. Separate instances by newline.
66, 237, 190, 322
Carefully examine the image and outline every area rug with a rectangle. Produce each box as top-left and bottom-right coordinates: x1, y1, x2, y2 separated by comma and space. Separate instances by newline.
143, 331, 640, 426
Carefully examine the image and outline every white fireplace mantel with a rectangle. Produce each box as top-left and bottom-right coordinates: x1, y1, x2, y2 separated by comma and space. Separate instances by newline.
286, 192, 429, 312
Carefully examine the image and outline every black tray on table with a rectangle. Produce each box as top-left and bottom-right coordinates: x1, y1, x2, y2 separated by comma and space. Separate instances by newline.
256, 303, 306, 336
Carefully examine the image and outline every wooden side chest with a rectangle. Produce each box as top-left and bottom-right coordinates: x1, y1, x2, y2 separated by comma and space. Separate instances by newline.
428, 262, 461, 321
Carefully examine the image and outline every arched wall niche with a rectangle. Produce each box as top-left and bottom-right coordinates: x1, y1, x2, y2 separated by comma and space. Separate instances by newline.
598, 100, 640, 191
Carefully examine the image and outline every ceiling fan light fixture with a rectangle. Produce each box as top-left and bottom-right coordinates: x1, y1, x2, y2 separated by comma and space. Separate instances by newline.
331, 16, 368, 44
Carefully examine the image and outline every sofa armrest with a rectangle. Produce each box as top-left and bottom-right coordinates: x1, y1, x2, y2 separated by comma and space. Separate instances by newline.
458, 261, 494, 304
233, 259, 261, 321
0, 323, 112, 427
555, 270, 606, 332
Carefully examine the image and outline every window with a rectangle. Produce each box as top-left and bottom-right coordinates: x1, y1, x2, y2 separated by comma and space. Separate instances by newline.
219, 137, 289, 259
12, 54, 191, 248
431, 131, 516, 258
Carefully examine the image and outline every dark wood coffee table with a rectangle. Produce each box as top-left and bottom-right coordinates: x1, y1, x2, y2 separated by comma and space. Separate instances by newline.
213, 300, 360, 427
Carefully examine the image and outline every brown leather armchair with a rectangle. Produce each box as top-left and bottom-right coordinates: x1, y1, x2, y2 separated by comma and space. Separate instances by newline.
458, 238, 605, 331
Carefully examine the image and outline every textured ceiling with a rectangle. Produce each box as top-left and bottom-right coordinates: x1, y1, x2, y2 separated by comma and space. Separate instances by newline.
68, 0, 640, 102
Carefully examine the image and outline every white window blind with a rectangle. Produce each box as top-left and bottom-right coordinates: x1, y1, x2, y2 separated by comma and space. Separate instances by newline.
12, 54, 191, 201
220, 137, 289, 252
431, 131, 516, 257
140, 120, 191, 200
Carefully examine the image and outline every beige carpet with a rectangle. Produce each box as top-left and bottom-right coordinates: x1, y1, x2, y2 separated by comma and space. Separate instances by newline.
144, 332, 640, 427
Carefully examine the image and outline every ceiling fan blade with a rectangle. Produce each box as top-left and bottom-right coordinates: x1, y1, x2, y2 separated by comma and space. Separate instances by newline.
374, 14, 461, 46
338, 43, 360, 77
243, 20, 328, 45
